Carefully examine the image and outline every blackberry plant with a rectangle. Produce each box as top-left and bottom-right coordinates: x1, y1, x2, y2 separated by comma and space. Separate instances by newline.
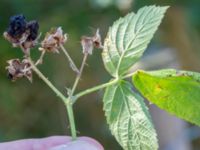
3, 5, 200, 150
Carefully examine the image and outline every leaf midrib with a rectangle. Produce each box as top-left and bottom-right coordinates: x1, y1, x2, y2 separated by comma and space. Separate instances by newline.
120, 85, 154, 150
116, 21, 147, 76
119, 85, 142, 150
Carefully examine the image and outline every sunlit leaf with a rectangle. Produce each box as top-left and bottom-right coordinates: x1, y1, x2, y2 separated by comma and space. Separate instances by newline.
103, 81, 158, 150
132, 69, 200, 126
102, 5, 169, 77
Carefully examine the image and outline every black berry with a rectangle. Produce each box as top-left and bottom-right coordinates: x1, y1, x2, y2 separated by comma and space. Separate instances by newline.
7, 14, 27, 38
27, 20, 39, 41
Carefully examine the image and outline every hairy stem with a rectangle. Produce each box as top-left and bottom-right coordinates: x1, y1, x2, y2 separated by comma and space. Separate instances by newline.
71, 53, 88, 95
66, 103, 77, 140
28, 57, 77, 139
28, 57, 67, 104
35, 50, 46, 66
73, 78, 118, 104
60, 44, 79, 73
73, 71, 136, 103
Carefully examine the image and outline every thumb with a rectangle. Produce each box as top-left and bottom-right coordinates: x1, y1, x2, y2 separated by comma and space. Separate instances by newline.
50, 137, 104, 150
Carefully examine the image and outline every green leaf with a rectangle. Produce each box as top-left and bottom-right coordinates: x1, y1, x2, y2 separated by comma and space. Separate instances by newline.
102, 5, 169, 77
132, 69, 200, 126
103, 81, 158, 150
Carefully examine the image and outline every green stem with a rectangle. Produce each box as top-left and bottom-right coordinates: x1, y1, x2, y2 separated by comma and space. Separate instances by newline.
28, 57, 77, 139
71, 53, 88, 95
73, 78, 118, 104
60, 44, 79, 73
66, 103, 77, 140
73, 71, 136, 104
35, 51, 46, 66
28, 57, 67, 104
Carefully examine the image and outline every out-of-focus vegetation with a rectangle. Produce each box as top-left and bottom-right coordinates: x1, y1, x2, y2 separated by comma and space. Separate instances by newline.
0, 0, 200, 149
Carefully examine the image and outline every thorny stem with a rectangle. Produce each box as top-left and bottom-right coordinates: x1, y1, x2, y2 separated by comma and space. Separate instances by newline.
60, 44, 79, 73
28, 57, 77, 140
71, 53, 88, 95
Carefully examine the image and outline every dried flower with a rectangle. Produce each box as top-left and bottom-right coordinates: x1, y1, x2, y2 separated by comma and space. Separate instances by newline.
39, 27, 67, 53
92, 29, 103, 49
6, 59, 32, 82
81, 36, 94, 55
20, 20, 40, 54
4, 14, 40, 55
81, 29, 103, 55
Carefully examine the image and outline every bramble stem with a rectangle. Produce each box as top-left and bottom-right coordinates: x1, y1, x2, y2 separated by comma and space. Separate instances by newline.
66, 53, 88, 139
28, 57, 77, 140
60, 44, 79, 73
71, 53, 88, 95
28, 52, 135, 139
73, 79, 118, 104
66, 103, 77, 140
35, 51, 46, 66
28, 57, 67, 104
73, 72, 136, 103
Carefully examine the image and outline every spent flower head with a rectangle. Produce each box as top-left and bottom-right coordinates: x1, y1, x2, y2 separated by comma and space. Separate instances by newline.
6, 58, 32, 82
81, 29, 103, 55
39, 27, 67, 53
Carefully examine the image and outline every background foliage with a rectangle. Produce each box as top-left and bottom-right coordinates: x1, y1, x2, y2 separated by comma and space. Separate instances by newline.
0, 0, 200, 149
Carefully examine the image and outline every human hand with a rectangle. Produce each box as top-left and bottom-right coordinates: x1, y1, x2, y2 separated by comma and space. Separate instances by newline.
0, 136, 104, 150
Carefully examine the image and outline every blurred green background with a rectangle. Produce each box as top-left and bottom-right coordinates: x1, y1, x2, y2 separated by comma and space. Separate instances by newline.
0, 0, 200, 149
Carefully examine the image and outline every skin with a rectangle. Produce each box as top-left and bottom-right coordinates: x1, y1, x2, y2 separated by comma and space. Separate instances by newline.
0, 136, 104, 150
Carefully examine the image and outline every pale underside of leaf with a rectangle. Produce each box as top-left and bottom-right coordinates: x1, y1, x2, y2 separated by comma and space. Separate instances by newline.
102, 5, 169, 77
132, 69, 200, 126
103, 81, 158, 150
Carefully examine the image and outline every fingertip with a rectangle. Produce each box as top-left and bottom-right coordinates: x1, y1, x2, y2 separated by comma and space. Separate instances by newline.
33, 136, 72, 149
77, 137, 104, 150
49, 137, 104, 150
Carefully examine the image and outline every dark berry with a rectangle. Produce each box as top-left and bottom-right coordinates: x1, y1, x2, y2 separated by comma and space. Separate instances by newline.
27, 20, 39, 41
7, 14, 27, 38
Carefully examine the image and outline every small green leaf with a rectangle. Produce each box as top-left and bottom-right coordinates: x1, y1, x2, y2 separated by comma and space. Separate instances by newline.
132, 69, 200, 126
102, 5, 169, 77
103, 81, 158, 150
